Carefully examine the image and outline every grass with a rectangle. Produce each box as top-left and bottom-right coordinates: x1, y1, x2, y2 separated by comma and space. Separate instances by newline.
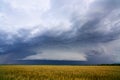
0, 65, 120, 80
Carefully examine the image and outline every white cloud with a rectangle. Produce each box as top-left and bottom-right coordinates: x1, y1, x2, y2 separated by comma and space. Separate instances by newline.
0, 0, 95, 36
23, 49, 87, 61
0, 0, 51, 32
4, 0, 50, 12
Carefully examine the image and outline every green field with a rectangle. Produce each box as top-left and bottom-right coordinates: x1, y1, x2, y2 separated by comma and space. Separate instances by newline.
0, 65, 120, 80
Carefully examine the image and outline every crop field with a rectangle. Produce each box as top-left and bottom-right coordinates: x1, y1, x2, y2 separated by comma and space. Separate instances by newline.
0, 65, 120, 80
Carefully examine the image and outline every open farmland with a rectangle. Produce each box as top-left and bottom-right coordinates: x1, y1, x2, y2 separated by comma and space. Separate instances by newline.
0, 65, 120, 80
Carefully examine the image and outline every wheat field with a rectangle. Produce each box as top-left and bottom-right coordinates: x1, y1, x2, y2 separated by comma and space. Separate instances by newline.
0, 65, 120, 80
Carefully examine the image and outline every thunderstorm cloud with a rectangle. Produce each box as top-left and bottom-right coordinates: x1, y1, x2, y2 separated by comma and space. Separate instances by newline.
0, 0, 120, 64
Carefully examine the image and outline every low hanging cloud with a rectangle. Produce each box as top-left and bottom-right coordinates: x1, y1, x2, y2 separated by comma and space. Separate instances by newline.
0, 0, 120, 64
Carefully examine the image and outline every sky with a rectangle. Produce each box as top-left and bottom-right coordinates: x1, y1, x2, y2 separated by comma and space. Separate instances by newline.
0, 0, 120, 64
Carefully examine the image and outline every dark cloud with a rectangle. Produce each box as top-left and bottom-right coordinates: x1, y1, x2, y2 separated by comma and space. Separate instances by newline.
0, 0, 120, 64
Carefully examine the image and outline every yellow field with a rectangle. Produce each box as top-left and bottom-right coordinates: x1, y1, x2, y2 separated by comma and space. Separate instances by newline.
0, 65, 120, 80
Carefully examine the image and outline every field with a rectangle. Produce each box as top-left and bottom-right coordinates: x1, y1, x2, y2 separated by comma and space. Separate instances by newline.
0, 65, 120, 80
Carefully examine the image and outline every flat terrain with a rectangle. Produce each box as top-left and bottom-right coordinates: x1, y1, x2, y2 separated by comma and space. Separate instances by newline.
0, 65, 120, 80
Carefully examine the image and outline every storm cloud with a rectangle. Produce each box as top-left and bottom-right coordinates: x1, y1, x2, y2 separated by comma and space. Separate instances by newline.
0, 0, 120, 64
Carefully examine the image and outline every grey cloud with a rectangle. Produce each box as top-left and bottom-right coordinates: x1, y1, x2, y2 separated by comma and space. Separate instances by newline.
0, 0, 120, 64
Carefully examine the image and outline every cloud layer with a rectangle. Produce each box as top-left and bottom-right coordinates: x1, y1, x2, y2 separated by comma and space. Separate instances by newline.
0, 0, 120, 64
